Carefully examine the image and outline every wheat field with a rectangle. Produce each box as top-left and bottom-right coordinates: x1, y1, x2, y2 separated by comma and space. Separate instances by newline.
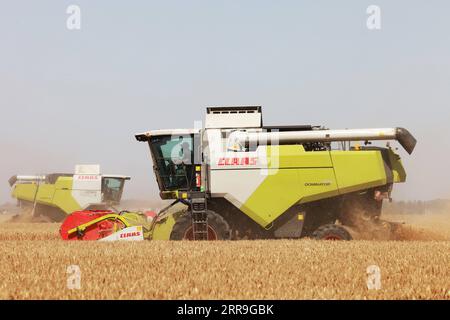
0, 218, 449, 300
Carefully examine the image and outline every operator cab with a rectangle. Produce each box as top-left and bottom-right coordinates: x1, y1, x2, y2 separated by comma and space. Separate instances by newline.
102, 175, 130, 203
135, 129, 199, 198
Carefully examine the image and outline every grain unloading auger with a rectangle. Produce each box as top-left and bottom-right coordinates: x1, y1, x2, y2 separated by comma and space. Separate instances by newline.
60, 106, 416, 241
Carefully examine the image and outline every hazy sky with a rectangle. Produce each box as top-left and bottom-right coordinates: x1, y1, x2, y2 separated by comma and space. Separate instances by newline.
1, 1, 449, 203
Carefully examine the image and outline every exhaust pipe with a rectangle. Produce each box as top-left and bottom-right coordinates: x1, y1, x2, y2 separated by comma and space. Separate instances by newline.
234, 127, 417, 154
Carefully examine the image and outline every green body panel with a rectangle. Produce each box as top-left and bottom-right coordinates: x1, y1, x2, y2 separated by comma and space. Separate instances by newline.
242, 168, 339, 227
51, 177, 81, 213
266, 145, 333, 168
240, 146, 397, 228
35, 184, 56, 203
152, 215, 177, 240
330, 150, 387, 194
52, 190, 81, 214
12, 184, 39, 203
13, 183, 60, 207
242, 145, 339, 226
54, 177, 73, 189
11, 177, 82, 214
150, 203, 187, 240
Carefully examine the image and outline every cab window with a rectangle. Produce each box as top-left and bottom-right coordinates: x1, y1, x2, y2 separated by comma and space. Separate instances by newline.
149, 135, 194, 190
102, 177, 124, 202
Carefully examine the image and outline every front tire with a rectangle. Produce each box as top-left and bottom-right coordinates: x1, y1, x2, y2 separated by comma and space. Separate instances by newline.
170, 210, 231, 240
312, 224, 352, 240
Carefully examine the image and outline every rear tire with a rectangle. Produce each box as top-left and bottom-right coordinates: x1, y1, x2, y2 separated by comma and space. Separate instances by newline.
312, 224, 352, 240
170, 210, 231, 240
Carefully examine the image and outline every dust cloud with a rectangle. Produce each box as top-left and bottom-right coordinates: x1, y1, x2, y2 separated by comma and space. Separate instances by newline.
385, 211, 450, 240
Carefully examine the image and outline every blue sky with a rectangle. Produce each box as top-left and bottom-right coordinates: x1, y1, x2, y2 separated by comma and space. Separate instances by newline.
1, 1, 449, 202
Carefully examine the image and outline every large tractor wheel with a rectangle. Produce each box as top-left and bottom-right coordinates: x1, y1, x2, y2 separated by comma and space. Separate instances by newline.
312, 224, 352, 240
170, 210, 231, 240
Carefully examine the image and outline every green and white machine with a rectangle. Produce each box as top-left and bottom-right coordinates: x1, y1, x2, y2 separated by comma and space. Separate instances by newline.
9, 165, 130, 221
136, 106, 417, 240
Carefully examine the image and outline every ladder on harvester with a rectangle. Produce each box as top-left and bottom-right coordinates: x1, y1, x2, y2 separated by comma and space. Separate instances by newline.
190, 192, 208, 240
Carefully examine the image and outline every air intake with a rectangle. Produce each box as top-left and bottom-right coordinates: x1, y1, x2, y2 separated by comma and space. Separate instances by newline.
205, 106, 262, 129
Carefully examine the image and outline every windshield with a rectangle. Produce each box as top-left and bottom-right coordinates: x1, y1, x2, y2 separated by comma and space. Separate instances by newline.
102, 177, 125, 203
149, 134, 194, 191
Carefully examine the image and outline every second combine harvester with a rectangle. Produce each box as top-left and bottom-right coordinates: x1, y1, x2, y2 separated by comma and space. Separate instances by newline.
134, 106, 417, 240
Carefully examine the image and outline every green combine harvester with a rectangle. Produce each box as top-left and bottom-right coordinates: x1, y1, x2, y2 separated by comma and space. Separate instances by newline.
9, 165, 130, 222
132, 106, 417, 240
